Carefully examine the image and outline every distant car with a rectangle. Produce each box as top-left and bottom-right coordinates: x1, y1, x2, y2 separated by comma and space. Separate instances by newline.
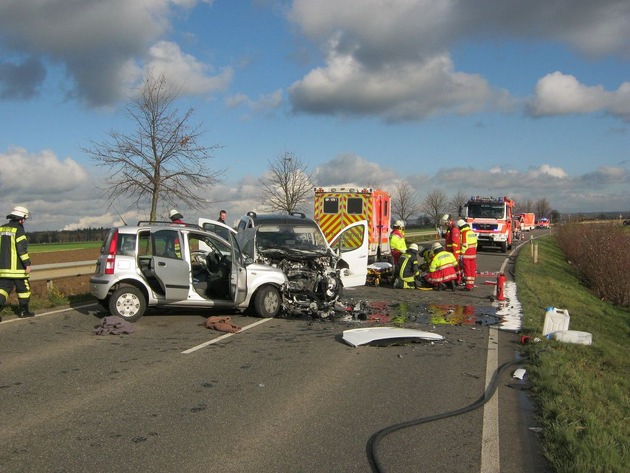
236, 211, 369, 317
89, 221, 288, 322
624, 220, 630, 226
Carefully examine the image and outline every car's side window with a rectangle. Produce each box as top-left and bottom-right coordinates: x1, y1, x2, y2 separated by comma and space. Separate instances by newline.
137, 231, 152, 256
152, 230, 183, 259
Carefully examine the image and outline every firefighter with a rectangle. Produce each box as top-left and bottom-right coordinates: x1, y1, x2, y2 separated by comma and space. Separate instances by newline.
440, 214, 461, 256
390, 220, 407, 265
393, 243, 420, 289
169, 209, 184, 223
418, 245, 432, 271
458, 218, 478, 291
421, 242, 459, 291
0, 206, 35, 319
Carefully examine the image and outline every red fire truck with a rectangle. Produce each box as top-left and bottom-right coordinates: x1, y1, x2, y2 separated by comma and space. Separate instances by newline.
463, 196, 515, 253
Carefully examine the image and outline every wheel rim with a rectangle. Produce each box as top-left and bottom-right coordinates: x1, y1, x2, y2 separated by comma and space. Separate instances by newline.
115, 292, 141, 317
263, 290, 280, 314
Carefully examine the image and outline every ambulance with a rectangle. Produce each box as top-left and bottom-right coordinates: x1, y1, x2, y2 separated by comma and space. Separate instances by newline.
314, 187, 391, 263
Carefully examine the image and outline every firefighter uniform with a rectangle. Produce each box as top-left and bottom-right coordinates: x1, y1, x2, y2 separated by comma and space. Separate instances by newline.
458, 219, 478, 290
444, 221, 460, 256
394, 244, 420, 289
0, 206, 35, 318
423, 243, 459, 290
389, 220, 407, 265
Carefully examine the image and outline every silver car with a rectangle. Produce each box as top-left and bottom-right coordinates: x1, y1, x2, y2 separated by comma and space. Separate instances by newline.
89, 221, 288, 322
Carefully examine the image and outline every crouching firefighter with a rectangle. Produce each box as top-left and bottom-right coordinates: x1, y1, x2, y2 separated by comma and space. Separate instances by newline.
393, 243, 420, 289
0, 206, 35, 319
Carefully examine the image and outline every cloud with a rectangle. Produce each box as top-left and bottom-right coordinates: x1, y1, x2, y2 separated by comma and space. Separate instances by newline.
0, 0, 224, 106
0, 57, 46, 100
286, 0, 630, 121
145, 41, 233, 96
0, 147, 90, 198
289, 52, 509, 121
312, 154, 397, 186
528, 72, 630, 120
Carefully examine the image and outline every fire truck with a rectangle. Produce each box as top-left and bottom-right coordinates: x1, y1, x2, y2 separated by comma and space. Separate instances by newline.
463, 196, 514, 253
314, 186, 391, 263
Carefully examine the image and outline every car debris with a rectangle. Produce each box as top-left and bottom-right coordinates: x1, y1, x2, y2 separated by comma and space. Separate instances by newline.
342, 327, 444, 347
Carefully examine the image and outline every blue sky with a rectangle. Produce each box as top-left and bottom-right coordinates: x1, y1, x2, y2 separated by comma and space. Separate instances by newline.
1, 0, 629, 231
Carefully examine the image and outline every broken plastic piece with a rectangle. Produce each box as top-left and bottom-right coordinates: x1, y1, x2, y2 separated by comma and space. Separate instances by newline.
512, 368, 527, 380
342, 327, 444, 347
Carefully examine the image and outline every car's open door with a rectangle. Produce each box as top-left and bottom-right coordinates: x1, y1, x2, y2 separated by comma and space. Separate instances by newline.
227, 232, 248, 305
329, 221, 369, 287
198, 218, 235, 242
150, 229, 191, 300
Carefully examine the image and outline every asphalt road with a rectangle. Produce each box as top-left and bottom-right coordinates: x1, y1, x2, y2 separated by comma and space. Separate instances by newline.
0, 233, 550, 473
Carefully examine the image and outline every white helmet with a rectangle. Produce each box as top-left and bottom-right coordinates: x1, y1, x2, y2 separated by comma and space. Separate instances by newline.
457, 219, 466, 228
169, 209, 183, 220
394, 220, 405, 228
7, 205, 29, 220
431, 242, 443, 251
408, 243, 419, 252
440, 214, 449, 224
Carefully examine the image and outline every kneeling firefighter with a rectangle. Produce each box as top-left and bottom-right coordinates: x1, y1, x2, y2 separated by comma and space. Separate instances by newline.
394, 243, 420, 289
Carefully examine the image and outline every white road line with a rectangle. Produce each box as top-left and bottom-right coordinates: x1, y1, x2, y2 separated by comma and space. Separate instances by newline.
480, 251, 513, 472
0, 303, 98, 325
181, 317, 274, 354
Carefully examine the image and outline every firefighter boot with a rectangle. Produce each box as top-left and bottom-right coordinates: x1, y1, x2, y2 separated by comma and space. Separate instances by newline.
18, 302, 36, 318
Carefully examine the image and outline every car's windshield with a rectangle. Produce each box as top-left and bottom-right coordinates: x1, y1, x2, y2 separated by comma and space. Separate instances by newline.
256, 224, 328, 255
466, 203, 506, 219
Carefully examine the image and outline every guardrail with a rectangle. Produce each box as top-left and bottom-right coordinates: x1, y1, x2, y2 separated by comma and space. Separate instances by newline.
30, 260, 97, 282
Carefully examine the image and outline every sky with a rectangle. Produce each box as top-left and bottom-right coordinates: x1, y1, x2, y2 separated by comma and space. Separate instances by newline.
1, 0, 629, 231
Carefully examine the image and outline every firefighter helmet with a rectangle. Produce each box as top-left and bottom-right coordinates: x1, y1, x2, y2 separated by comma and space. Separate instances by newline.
457, 219, 466, 228
408, 243, 419, 252
7, 205, 30, 220
169, 209, 183, 221
440, 214, 449, 224
431, 242, 443, 251
393, 220, 405, 229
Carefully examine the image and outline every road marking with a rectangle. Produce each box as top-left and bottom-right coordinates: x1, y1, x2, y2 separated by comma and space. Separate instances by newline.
182, 317, 274, 354
0, 303, 98, 325
480, 251, 513, 472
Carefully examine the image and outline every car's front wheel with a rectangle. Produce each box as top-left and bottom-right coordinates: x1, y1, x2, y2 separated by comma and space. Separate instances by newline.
253, 285, 281, 318
109, 286, 146, 322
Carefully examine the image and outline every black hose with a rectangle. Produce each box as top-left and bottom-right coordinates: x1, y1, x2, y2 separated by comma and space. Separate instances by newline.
366, 358, 523, 473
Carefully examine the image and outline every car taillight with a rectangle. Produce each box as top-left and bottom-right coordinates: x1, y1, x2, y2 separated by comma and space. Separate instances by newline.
104, 230, 119, 275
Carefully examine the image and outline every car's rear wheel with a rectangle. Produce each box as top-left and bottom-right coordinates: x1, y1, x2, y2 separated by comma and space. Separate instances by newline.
254, 285, 281, 318
109, 286, 146, 322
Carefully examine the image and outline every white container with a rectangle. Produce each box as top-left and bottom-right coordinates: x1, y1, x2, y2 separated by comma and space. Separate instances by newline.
549, 330, 593, 346
542, 307, 570, 336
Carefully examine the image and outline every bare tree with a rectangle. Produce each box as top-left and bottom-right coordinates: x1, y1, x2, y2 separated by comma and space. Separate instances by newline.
391, 181, 421, 223
519, 198, 535, 213
83, 72, 224, 221
259, 152, 312, 214
421, 189, 449, 228
448, 191, 469, 217
535, 198, 552, 219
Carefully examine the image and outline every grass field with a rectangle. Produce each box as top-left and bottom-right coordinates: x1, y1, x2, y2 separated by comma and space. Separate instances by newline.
29, 241, 102, 253
515, 235, 629, 473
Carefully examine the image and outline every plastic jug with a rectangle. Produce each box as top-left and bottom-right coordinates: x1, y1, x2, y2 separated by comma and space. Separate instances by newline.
542, 307, 570, 336
549, 330, 593, 346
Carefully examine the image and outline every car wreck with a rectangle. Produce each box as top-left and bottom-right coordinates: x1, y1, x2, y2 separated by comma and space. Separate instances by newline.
235, 212, 369, 317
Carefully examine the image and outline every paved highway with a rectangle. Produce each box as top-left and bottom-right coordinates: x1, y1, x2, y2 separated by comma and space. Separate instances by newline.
0, 234, 549, 473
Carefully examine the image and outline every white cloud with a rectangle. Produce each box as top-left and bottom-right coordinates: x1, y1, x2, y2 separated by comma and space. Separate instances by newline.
145, 41, 233, 96
528, 72, 630, 120
0, 147, 89, 198
286, 0, 630, 121
0, 0, 223, 106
